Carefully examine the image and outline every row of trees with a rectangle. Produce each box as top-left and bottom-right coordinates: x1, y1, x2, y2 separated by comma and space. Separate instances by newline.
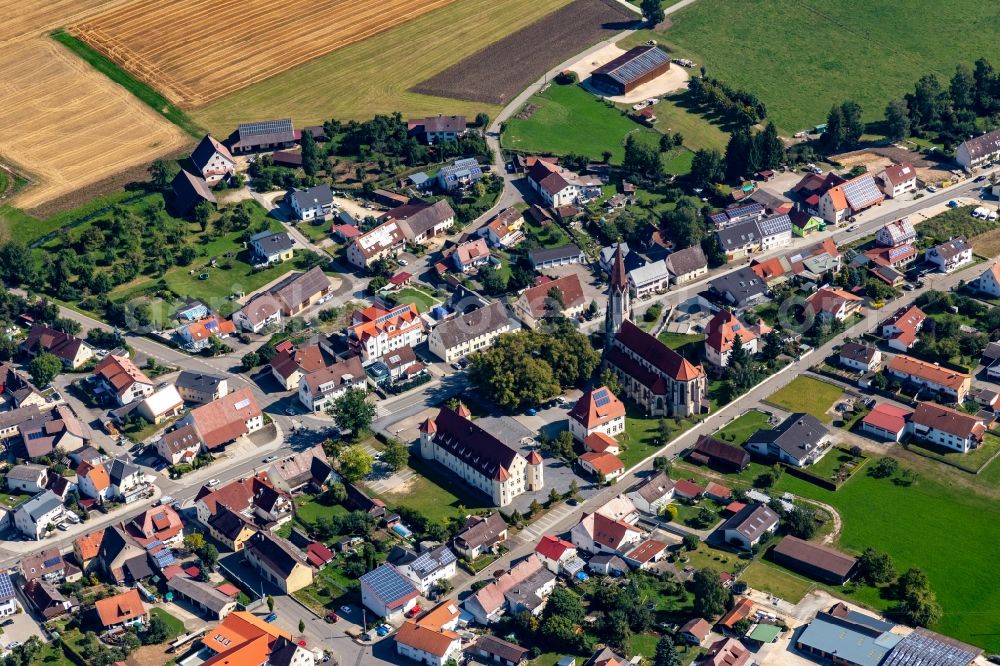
689, 122, 785, 188
688, 75, 768, 127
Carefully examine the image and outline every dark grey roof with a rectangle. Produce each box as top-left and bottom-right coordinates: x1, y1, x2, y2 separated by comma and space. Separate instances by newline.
270, 266, 332, 309
175, 371, 226, 394
167, 576, 234, 615
407, 545, 456, 579
190, 135, 233, 171
246, 531, 305, 578
474, 635, 530, 664
747, 412, 829, 462
18, 490, 62, 522
108, 457, 140, 486
208, 505, 254, 540
159, 424, 203, 455
958, 128, 1000, 162
0, 405, 41, 431
797, 612, 901, 666
665, 245, 708, 276
251, 230, 295, 256
633, 472, 675, 503
710, 267, 768, 307
235, 119, 295, 147
721, 502, 778, 542
291, 185, 334, 211
929, 236, 970, 260
840, 342, 878, 365
172, 170, 216, 214
432, 301, 509, 349
528, 244, 584, 265
717, 219, 761, 251
269, 637, 302, 666
455, 512, 507, 550
430, 407, 519, 481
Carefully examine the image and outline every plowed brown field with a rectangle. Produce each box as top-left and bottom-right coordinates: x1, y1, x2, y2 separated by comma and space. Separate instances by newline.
2, 0, 189, 209
71, 0, 461, 109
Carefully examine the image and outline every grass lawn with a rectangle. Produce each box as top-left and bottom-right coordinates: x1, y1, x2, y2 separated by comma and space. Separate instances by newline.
293, 495, 349, 529
193, 0, 576, 134
149, 607, 185, 640
917, 206, 996, 246
392, 286, 441, 314
0, 491, 32, 509
740, 561, 814, 604
657, 332, 705, 352
649, 93, 730, 152
807, 448, 868, 483
294, 567, 356, 614
503, 83, 659, 162
714, 409, 771, 446
523, 214, 571, 248
374, 455, 491, 526
2, 189, 147, 246
764, 376, 844, 423
906, 432, 1000, 473
617, 0, 1000, 134
629, 632, 661, 658
676, 542, 743, 576
293, 220, 332, 243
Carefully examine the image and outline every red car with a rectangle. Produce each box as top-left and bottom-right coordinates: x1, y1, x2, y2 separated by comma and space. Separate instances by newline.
405, 605, 422, 618
325, 611, 339, 623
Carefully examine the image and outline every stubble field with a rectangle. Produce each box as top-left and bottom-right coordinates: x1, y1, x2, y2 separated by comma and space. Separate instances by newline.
70, 0, 462, 108
1, 0, 190, 211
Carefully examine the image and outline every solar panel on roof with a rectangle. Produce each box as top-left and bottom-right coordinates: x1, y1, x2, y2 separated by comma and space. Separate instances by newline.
363, 565, 416, 603
238, 119, 293, 137
888, 246, 912, 260
594, 389, 611, 407
604, 47, 671, 85
726, 203, 762, 220
843, 176, 882, 210
43, 556, 62, 568
0, 574, 14, 600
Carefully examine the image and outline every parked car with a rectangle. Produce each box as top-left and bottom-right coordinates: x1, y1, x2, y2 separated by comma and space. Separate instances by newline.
207, 478, 220, 487
947, 200, 959, 208
263, 455, 278, 463
325, 611, 339, 623
926, 185, 939, 192
264, 613, 278, 623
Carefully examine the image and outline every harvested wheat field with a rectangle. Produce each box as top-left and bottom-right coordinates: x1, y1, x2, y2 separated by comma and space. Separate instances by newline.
71, 0, 462, 108
0, 38, 190, 209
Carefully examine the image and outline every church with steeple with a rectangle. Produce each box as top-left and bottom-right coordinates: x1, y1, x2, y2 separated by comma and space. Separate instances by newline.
603, 244, 708, 418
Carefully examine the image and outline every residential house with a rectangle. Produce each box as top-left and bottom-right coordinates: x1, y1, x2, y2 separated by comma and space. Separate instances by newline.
0, 364, 45, 409
818, 173, 884, 224
199, 611, 303, 666
396, 619, 462, 666
96, 525, 152, 585
348, 303, 426, 364
408, 115, 468, 144
464, 556, 556, 624
361, 564, 420, 620
250, 230, 295, 264
471, 635, 531, 666
583, 432, 620, 455
568, 386, 625, 442
806, 288, 864, 322
167, 576, 238, 620
605, 320, 707, 418
570, 511, 643, 556
383, 198, 456, 243
588, 554, 630, 577
137, 384, 184, 424
716, 214, 792, 261
195, 473, 291, 530
512, 274, 586, 329
600, 243, 644, 275
383, 345, 423, 383
720, 502, 778, 550
673, 479, 705, 500
704, 310, 765, 367
189, 135, 235, 183
708, 202, 764, 229
528, 244, 586, 270
880, 305, 926, 351
839, 342, 882, 372
428, 301, 511, 363
624, 538, 669, 570
244, 531, 313, 594
436, 158, 483, 192
878, 163, 918, 198
171, 170, 216, 215
94, 589, 146, 631
876, 218, 916, 247
394, 544, 457, 595
451, 238, 492, 273
796, 608, 901, 666
665, 245, 709, 285
886, 355, 971, 403
266, 445, 333, 494
690, 434, 750, 471
678, 618, 712, 646
21, 324, 93, 369
972, 262, 1000, 298
419, 408, 543, 506
6, 464, 48, 493
750, 256, 792, 286
579, 451, 625, 480
584, 647, 628, 666
107, 457, 147, 503
955, 128, 1000, 170
626, 260, 669, 299
76, 461, 111, 500
863, 244, 918, 271
347, 220, 405, 268
907, 402, 985, 453
93, 355, 154, 406
207, 505, 257, 552
861, 403, 911, 442
23, 579, 70, 620
745, 413, 831, 467
298, 355, 365, 413
709, 268, 769, 310
479, 208, 524, 248
269, 344, 326, 391
13, 490, 64, 540
269, 267, 333, 316
452, 513, 508, 560
702, 638, 753, 666
155, 424, 204, 466
20, 548, 69, 583
232, 294, 283, 333
925, 237, 973, 273
770, 536, 857, 585
127, 505, 184, 548
176, 316, 237, 351
17, 404, 88, 458
179, 387, 264, 450
527, 160, 602, 207
626, 472, 675, 514
289, 185, 334, 221
534, 535, 580, 575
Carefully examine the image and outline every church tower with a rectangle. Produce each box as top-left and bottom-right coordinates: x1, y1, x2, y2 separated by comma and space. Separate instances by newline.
605, 242, 631, 346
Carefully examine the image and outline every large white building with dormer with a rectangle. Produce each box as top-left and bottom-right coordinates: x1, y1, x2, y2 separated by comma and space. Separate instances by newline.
419, 407, 542, 507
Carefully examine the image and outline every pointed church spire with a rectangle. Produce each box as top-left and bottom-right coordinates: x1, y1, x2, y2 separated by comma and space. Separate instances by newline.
610, 242, 628, 290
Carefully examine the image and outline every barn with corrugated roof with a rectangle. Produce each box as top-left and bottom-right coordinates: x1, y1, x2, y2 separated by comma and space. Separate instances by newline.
590, 45, 671, 95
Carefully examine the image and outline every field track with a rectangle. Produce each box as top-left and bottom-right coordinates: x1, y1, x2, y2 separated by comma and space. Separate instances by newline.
71, 0, 461, 108
1, 1, 189, 210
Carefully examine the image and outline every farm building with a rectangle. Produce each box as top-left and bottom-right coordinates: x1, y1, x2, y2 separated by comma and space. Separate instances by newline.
590, 46, 671, 95
769, 536, 856, 584
228, 119, 296, 154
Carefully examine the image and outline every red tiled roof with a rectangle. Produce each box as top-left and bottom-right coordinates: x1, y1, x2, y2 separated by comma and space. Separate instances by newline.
673, 479, 704, 498
535, 534, 575, 562
862, 403, 911, 434
580, 451, 625, 476
569, 386, 625, 429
